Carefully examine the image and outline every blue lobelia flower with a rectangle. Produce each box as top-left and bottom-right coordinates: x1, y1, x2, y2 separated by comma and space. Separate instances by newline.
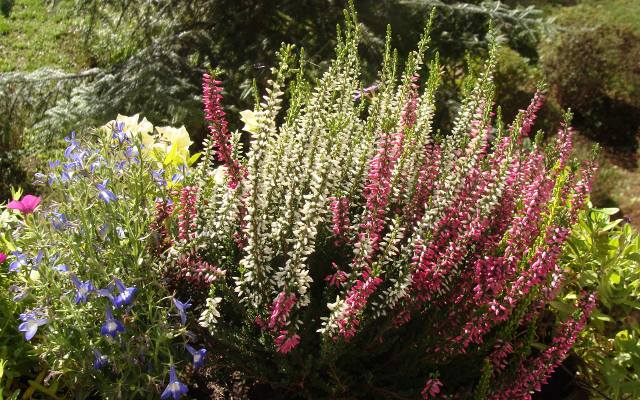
63, 131, 78, 158
151, 169, 167, 186
98, 223, 110, 240
185, 345, 207, 369
96, 179, 118, 203
125, 145, 139, 160
100, 305, 125, 337
90, 160, 102, 174
50, 210, 70, 231
115, 160, 127, 172
70, 274, 94, 304
171, 173, 184, 184
9, 251, 28, 272
97, 286, 116, 305
112, 122, 130, 144
113, 278, 137, 308
60, 170, 72, 183
18, 312, 48, 341
52, 264, 68, 273
93, 349, 109, 369
172, 298, 192, 326
9, 285, 28, 302
161, 365, 188, 400
32, 250, 44, 269
33, 172, 48, 185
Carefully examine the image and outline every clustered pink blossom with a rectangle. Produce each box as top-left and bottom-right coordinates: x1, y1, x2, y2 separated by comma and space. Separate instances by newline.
489, 340, 514, 372
491, 294, 596, 399
202, 74, 244, 189
337, 272, 383, 340
268, 291, 298, 331
421, 378, 443, 399
358, 125, 404, 262
329, 196, 351, 246
274, 332, 301, 354
177, 186, 198, 241
515, 89, 545, 138
258, 291, 301, 353
325, 262, 348, 288
405, 143, 441, 225
177, 254, 225, 286
400, 75, 420, 129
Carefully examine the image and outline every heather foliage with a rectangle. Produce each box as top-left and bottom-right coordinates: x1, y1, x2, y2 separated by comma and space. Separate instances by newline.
157, 9, 595, 399
0, 7, 599, 399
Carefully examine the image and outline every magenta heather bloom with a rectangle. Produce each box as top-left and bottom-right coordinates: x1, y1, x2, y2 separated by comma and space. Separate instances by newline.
7, 195, 41, 214
202, 74, 244, 189
421, 378, 443, 399
336, 272, 383, 340
274, 331, 300, 354
177, 186, 198, 241
268, 291, 297, 331
0, 253, 6, 264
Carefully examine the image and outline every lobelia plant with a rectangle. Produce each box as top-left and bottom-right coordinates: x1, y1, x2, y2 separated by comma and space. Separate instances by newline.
1, 114, 204, 398
152, 6, 598, 400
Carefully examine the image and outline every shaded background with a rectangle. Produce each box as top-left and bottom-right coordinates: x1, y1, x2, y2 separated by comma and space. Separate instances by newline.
0, 0, 638, 222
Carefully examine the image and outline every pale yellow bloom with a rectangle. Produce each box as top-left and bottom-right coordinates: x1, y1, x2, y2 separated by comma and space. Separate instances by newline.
156, 125, 193, 152
239, 110, 260, 134
99, 114, 154, 141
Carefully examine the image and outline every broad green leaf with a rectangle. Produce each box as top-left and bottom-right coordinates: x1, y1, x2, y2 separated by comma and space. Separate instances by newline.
610, 272, 622, 285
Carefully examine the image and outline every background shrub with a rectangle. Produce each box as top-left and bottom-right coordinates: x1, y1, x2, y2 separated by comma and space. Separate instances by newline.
540, 5, 640, 149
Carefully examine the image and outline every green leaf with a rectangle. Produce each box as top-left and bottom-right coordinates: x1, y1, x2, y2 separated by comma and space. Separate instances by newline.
603, 219, 623, 231
627, 253, 640, 262
187, 152, 201, 166
595, 207, 620, 216
610, 272, 622, 285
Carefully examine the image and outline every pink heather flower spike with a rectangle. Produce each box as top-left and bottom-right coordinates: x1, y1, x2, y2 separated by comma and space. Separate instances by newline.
7, 195, 41, 214
275, 332, 300, 354
202, 74, 244, 189
421, 378, 443, 399
0, 253, 6, 264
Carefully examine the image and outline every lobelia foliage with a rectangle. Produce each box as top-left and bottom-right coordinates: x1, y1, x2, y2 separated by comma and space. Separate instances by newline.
155, 7, 596, 400
1, 115, 202, 398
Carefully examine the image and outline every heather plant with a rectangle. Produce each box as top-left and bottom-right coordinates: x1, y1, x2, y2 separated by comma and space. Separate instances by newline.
1, 7, 599, 399
1, 115, 202, 398
151, 8, 597, 399
562, 207, 640, 399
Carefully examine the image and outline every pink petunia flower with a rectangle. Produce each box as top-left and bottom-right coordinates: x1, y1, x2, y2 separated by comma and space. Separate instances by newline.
7, 195, 41, 214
